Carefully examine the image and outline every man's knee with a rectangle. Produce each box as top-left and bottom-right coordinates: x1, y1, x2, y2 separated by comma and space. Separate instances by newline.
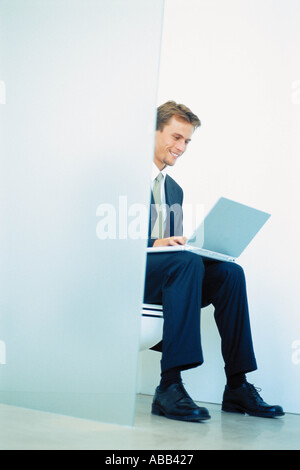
222, 262, 245, 283
228, 262, 244, 275
177, 251, 204, 270
171, 252, 205, 280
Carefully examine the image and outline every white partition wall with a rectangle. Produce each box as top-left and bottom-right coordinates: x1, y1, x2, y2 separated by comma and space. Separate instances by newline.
138, 0, 300, 414
0, 0, 164, 425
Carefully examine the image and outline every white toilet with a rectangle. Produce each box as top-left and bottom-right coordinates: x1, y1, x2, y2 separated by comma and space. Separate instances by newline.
139, 304, 163, 351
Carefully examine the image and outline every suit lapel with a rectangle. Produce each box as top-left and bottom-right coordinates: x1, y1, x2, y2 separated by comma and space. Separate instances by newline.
165, 174, 175, 206
148, 174, 183, 242
164, 175, 182, 238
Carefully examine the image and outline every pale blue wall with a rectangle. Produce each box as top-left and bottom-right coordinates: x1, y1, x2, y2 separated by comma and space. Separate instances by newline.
0, 0, 164, 425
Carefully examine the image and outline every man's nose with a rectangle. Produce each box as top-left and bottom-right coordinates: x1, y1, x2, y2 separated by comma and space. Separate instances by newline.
176, 140, 186, 153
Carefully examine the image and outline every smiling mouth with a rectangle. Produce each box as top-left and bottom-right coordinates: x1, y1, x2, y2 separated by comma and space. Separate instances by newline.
169, 150, 181, 159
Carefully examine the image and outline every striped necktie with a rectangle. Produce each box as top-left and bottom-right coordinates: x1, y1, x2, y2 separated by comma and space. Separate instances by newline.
151, 173, 164, 239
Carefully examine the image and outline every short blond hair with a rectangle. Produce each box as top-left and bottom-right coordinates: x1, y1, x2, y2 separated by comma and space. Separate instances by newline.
156, 100, 201, 131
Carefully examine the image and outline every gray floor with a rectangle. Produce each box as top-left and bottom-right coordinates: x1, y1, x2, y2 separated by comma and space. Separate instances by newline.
0, 394, 299, 450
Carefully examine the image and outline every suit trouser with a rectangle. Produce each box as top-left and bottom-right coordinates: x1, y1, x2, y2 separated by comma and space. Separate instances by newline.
143, 251, 257, 377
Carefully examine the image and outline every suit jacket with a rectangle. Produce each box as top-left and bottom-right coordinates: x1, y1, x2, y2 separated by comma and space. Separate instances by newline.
146, 174, 184, 353
148, 174, 184, 247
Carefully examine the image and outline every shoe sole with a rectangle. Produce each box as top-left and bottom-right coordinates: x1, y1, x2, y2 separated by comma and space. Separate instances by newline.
222, 404, 285, 418
152, 403, 211, 422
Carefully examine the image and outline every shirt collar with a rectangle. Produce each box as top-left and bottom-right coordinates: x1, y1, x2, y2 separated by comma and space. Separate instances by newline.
152, 162, 167, 182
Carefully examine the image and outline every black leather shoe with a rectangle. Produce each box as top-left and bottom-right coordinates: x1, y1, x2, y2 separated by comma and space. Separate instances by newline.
152, 383, 211, 422
222, 382, 285, 418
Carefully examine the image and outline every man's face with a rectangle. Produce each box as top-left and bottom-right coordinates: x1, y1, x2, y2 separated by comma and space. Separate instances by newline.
154, 116, 194, 170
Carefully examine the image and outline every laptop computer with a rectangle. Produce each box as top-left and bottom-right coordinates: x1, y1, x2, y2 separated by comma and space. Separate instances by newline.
147, 197, 271, 262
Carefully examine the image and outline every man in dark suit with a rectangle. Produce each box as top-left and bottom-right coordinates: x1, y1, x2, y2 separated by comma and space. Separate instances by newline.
144, 101, 284, 421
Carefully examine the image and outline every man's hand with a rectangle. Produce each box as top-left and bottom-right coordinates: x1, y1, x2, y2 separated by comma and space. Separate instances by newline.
153, 236, 187, 247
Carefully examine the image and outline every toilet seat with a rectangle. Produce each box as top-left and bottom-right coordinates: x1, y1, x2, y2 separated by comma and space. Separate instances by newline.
140, 304, 163, 351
